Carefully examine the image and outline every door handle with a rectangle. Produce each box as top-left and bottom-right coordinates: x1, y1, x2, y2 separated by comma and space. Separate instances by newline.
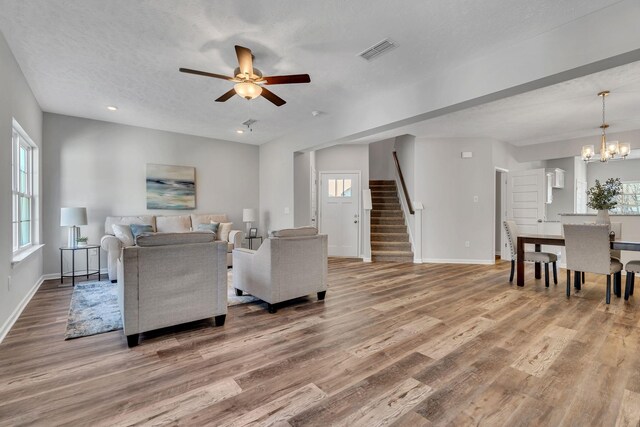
354, 220, 358, 224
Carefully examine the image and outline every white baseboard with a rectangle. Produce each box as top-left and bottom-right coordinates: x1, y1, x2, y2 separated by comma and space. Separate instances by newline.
0, 275, 44, 344
413, 258, 422, 264
42, 267, 109, 281
362, 257, 372, 263
421, 258, 496, 265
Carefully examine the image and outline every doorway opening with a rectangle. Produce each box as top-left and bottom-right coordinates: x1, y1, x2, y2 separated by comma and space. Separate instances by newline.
494, 168, 508, 262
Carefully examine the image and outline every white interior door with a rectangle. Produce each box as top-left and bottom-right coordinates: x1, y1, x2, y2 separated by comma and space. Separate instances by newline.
320, 172, 360, 257
507, 169, 546, 235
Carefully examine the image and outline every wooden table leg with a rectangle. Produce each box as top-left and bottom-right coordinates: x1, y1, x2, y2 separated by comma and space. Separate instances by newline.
534, 244, 541, 279
517, 236, 525, 287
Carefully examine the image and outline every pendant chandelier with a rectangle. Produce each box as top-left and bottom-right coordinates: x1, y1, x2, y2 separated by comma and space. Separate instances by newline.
582, 91, 631, 162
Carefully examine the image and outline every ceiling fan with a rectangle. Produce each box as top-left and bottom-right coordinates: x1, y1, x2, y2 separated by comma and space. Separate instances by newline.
179, 45, 311, 107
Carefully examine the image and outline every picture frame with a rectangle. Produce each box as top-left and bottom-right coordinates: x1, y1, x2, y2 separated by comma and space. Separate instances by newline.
249, 227, 258, 238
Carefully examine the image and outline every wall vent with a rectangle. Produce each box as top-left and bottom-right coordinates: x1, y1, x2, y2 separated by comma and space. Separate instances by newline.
358, 39, 396, 61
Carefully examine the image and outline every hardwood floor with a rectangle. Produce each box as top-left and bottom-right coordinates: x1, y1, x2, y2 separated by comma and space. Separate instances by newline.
1, 258, 640, 426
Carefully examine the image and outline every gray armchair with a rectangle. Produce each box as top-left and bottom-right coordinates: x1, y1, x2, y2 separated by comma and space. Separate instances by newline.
232, 227, 328, 313
117, 232, 228, 346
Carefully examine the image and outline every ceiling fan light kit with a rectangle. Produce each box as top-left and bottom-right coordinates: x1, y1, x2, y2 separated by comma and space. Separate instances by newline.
581, 90, 631, 163
180, 45, 310, 107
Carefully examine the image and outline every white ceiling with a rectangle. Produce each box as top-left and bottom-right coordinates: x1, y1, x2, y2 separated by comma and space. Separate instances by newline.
0, 0, 627, 145
350, 60, 640, 146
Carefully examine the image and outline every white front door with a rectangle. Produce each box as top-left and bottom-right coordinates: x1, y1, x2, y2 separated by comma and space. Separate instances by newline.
507, 169, 547, 235
320, 172, 360, 257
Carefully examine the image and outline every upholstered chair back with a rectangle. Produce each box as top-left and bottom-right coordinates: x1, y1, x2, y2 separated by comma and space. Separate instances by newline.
503, 220, 518, 259
563, 224, 611, 275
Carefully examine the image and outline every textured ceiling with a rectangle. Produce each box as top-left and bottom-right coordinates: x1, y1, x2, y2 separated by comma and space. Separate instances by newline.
349, 60, 640, 146
0, 0, 625, 144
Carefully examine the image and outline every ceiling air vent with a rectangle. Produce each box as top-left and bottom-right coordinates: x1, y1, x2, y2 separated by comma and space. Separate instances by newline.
242, 119, 257, 127
358, 39, 396, 61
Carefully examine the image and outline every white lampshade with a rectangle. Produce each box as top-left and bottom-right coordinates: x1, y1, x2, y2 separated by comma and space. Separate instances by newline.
243, 208, 257, 223
60, 207, 87, 226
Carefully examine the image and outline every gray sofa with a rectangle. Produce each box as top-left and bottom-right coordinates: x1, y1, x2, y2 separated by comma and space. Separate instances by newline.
101, 214, 243, 281
232, 227, 328, 313
117, 232, 228, 346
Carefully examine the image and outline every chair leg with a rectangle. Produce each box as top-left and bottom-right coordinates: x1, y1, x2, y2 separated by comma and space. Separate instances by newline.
606, 275, 611, 304
127, 334, 139, 348
509, 260, 515, 283
566, 270, 571, 297
317, 291, 326, 301
617, 271, 623, 297
235, 288, 243, 296
574, 271, 581, 291
214, 314, 226, 326
267, 304, 277, 314
552, 262, 558, 285
625, 272, 632, 301
544, 263, 550, 288
631, 272, 635, 295
582, 271, 585, 284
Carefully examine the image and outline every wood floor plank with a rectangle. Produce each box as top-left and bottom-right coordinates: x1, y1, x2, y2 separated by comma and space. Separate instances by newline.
417, 316, 496, 360
334, 378, 432, 427
615, 389, 640, 427
510, 324, 577, 377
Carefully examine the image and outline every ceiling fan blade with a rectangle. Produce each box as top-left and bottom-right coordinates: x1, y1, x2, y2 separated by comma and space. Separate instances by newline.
260, 87, 286, 106
263, 74, 311, 85
235, 45, 254, 77
215, 88, 236, 102
179, 68, 233, 80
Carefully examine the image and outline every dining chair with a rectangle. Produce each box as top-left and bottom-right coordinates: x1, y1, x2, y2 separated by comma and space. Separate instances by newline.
624, 261, 640, 301
504, 220, 558, 287
563, 224, 623, 304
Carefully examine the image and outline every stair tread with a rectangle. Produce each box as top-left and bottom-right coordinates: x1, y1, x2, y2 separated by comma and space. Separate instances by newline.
372, 250, 414, 255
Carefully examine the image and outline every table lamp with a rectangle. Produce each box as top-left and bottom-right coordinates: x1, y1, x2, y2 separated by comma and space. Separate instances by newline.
61, 207, 87, 247
242, 208, 257, 235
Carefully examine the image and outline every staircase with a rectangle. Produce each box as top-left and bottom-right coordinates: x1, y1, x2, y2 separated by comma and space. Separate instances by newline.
369, 180, 414, 263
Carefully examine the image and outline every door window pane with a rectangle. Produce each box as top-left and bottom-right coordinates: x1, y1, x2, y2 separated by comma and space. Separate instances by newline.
328, 179, 336, 197
343, 179, 352, 197
336, 179, 344, 198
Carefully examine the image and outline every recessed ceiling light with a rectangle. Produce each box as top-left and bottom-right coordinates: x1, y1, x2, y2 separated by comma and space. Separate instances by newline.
107, 106, 118, 111
236, 129, 244, 134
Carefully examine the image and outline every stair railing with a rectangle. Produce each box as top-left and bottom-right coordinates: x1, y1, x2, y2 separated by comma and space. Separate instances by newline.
393, 151, 414, 215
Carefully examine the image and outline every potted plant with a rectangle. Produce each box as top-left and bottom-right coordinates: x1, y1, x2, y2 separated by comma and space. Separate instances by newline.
586, 178, 622, 224
76, 236, 89, 247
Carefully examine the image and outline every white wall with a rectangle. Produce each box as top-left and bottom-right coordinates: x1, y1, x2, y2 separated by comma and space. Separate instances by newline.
315, 144, 369, 257
368, 138, 395, 180
416, 138, 497, 263
259, 1, 640, 233
293, 151, 312, 227
587, 157, 640, 188
42, 113, 259, 275
0, 31, 44, 339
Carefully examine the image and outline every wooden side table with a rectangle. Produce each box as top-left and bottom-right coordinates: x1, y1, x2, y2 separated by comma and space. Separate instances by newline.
60, 245, 101, 286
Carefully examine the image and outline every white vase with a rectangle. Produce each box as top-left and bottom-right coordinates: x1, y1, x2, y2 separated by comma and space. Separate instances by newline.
595, 209, 610, 225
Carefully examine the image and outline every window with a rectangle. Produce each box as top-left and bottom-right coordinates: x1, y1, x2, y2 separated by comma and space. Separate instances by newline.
612, 181, 640, 215
11, 120, 37, 253
327, 179, 352, 197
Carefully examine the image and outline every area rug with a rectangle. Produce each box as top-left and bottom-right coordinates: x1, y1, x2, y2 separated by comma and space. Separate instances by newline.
65, 281, 123, 340
227, 269, 259, 306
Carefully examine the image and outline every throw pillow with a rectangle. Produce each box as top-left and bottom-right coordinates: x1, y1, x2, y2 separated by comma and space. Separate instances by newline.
218, 222, 233, 241
129, 224, 154, 243
112, 224, 135, 246
197, 222, 219, 238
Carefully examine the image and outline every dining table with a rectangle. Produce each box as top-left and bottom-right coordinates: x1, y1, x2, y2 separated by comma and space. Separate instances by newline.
516, 233, 640, 287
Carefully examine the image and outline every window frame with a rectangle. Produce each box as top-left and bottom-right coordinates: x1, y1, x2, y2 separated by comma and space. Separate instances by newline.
11, 120, 36, 254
